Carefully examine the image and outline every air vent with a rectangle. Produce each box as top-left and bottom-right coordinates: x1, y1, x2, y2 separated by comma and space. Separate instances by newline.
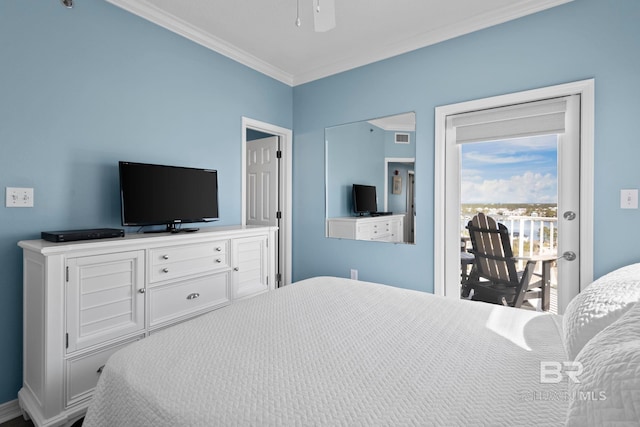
395, 132, 410, 144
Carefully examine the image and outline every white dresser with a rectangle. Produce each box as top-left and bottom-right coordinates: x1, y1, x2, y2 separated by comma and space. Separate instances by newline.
17, 225, 277, 427
327, 214, 405, 243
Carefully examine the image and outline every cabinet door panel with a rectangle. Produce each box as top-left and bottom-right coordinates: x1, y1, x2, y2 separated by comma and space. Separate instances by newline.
232, 235, 269, 300
66, 251, 145, 353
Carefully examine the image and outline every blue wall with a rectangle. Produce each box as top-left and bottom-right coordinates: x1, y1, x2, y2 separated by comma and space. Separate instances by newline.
326, 124, 416, 217
325, 121, 385, 217
0, 2, 291, 404
292, 0, 640, 289
384, 130, 415, 159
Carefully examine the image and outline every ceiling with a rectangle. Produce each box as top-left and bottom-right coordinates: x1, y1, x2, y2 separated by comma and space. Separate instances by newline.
105, 0, 571, 86
368, 112, 416, 132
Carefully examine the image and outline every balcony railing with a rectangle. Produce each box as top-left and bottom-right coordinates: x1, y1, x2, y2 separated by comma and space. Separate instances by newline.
461, 214, 559, 311
462, 215, 559, 266
501, 215, 558, 257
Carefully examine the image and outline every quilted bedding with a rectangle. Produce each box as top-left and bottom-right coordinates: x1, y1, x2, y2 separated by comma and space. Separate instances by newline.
83, 276, 568, 426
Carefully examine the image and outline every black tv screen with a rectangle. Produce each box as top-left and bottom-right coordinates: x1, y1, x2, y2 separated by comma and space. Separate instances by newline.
119, 161, 219, 231
352, 184, 378, 214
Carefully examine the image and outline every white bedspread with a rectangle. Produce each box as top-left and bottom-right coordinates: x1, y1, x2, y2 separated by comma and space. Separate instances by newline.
84, 277, 568, 426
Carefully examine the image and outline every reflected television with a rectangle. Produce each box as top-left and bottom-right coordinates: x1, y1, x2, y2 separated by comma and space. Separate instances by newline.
352, 184, 377, 216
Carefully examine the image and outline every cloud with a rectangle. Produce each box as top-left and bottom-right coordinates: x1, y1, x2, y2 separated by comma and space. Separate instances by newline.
464, 151, 543, 164
462, 135, 557, 166
460, 135, 559, 203
461, 171, 557, 203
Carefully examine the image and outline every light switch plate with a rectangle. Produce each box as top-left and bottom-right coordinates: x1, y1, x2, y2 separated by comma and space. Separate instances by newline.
620, 189, 638, 209
6, 187, 34, 208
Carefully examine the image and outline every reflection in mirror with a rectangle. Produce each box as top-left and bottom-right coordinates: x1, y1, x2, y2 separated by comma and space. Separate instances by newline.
325, 112, 416, 244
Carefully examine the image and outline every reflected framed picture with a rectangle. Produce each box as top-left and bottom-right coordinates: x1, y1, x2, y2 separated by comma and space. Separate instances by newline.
392, 175, 402, 194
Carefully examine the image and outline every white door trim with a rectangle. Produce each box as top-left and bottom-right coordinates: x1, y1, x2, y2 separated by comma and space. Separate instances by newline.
383, 157, 415, 210
434, 79, 594, 301
242, 117, 293, 286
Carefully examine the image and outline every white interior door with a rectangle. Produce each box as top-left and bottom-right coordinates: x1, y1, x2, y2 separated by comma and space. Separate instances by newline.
246, 136, 279, 227
242, 117, 292, 288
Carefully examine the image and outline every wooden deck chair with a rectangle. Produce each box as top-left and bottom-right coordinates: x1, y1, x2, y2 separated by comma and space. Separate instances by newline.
462, 213, 543, 308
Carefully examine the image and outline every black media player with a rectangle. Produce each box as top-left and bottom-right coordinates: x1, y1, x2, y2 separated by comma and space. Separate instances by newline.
41, 228, 125, 243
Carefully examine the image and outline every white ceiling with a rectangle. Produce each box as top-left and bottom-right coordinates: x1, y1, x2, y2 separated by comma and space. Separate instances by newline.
105, 0, 571, 86
368, 112, 416, 132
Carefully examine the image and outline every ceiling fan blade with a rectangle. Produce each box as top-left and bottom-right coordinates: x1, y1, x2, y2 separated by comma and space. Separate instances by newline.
314, 0, 336, 32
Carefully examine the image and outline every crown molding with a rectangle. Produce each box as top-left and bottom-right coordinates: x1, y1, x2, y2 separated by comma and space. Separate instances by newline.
105, 0, 572, 87
105, 0, 294, 86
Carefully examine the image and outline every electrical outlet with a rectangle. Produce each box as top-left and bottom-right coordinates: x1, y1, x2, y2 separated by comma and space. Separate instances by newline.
620, 189, 638, 209
350, 269, 358, 280
6, 187, 34, 208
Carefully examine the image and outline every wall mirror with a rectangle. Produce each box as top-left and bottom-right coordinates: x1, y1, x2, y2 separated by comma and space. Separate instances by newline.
325, 112, 416, 244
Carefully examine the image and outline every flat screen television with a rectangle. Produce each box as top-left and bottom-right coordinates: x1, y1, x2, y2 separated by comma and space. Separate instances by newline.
119, 161, 219, 233
352, 184, 378, 215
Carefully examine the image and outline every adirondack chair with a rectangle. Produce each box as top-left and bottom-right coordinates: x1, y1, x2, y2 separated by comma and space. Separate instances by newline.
462, 213, 544, 308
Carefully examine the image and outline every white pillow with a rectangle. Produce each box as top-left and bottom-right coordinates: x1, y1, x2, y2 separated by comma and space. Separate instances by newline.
563, 263, 640, 360
566, 302, 640, 426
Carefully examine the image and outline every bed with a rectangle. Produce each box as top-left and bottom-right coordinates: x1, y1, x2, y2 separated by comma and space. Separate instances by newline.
83, 268, 640, 426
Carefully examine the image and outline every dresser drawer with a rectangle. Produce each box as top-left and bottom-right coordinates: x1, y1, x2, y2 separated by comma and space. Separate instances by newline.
371, 221, 392, 239
66, 337, 141, 407
149, 271, 231, 327
355, 223, 374, 239
149, 241, 229, 283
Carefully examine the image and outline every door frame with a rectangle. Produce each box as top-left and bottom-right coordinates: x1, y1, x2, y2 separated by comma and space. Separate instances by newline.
384, 157, 416, 243
383, 157, 415, 209
242, 117, 292, 286
407, 170, 416, 244
433, 79, 595, 306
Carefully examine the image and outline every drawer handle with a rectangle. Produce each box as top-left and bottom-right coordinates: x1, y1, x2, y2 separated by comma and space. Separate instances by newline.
97, 365, 105, 374
233, 267, 239, 271
162, 268, 169, 273
138, 288, 146, 294
215, 247, 222, 252
215, 258, 222, 263
162, 254, 169, 260
187, 293, 200, 300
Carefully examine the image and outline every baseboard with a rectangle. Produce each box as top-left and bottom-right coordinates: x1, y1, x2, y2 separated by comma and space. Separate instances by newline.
0, 399, 23, 424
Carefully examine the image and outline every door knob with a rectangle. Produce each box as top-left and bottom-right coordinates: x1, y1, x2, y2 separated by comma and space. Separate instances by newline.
563, 211, 576, 221
558, 251, 577, 261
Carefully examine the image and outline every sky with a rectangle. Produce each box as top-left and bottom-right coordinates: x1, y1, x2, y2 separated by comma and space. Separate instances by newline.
461, 134, 558, 204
